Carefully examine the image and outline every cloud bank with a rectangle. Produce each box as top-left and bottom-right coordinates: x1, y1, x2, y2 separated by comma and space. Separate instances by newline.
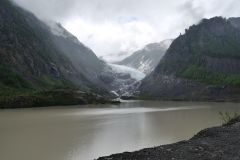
12, 0, 240, 62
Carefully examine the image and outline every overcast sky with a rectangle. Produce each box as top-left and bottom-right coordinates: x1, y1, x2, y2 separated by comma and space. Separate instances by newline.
12, 0, 240, 62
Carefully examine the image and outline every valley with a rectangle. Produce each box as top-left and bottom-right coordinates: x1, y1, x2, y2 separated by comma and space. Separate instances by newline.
1, 0, 240, 160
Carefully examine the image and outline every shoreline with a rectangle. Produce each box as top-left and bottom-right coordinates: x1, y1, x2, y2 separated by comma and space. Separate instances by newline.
121, 95, 240, 103
0, 89, 120, 109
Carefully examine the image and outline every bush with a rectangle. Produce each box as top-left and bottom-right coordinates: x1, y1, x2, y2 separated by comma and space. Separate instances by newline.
219, 111, 240, 124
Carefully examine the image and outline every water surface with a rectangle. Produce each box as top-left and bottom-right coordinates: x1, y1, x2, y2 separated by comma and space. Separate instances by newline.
1, 100, 240, 160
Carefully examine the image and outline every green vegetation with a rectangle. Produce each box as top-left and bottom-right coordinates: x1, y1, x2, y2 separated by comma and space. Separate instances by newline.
168, 17, 240, 87
187, 17, 240, 58
189, 34, 240, 59
0, 65, 34, 98
0, 65, 31, 89
0, 64, 75, 95
219, 111, 240, 124
0, 66, 110, 108
203, 39, 240, 58
0, 89, 112, 109
0, 63, 113, 108
37, 75, 76, 90
0, 63, 114, 108
181, 65, 240, 87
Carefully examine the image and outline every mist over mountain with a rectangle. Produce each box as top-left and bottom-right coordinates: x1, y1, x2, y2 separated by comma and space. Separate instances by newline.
0, 0, 111, 95
99, 51, 130, 63
139, 17, 240, 101
0, 0, 150, 102
3, 0, 240, 103
118, 39, 173, 74
12, 0, 240, 60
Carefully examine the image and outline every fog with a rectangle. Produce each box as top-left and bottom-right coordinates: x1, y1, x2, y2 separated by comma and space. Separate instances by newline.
12, 0, 240, 62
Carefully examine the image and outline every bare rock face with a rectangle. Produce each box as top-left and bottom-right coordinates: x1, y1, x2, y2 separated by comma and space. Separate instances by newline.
139, 17, 240, 101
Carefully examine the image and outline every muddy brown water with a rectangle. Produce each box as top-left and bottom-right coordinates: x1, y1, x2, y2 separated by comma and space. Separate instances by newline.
1, 100, 240, 160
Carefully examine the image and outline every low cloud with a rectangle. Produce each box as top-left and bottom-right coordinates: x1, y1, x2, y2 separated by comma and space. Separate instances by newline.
12, 0, 240, 62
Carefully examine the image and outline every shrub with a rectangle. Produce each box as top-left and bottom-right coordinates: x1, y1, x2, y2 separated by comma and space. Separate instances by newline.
219, 111, 240, 124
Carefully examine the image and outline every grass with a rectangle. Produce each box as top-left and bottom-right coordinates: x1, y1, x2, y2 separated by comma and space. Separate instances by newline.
219, 111, 240, 125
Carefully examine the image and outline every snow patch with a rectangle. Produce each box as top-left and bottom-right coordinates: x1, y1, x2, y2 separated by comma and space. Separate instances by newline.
138, 58, 153, 73
110, 91, 120, 97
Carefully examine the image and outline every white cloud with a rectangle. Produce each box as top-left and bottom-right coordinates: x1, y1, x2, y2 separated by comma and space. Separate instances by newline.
12, 0, 240, 62
64, 17, 157, 60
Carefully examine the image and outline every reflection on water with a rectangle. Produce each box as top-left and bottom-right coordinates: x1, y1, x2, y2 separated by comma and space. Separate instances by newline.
0, 101, 240, 160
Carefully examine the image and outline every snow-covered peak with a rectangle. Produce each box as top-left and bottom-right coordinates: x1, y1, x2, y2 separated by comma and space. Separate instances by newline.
118, 39, 174, 75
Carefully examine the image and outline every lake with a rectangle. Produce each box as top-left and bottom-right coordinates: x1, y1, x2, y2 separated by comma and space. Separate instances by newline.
1, 100, 240, 160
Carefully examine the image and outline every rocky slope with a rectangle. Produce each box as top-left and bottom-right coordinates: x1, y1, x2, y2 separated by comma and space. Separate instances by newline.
118, 40, 172, 75
139, 17, 240, 101
98, 117, 240, 160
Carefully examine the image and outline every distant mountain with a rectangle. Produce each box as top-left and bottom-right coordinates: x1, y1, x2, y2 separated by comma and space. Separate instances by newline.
0, 0, 108, 94
118, 40, 173, 74
139, 17, 240, 101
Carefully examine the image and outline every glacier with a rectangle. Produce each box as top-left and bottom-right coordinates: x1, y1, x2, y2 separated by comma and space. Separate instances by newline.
108, 64, 146, 81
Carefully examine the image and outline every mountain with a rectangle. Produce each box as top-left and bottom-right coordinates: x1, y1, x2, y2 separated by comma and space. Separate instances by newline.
139, 17, 240, 101
0, 0, 109, 93
118, 40, 173, 74
0, 0, 120, 108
